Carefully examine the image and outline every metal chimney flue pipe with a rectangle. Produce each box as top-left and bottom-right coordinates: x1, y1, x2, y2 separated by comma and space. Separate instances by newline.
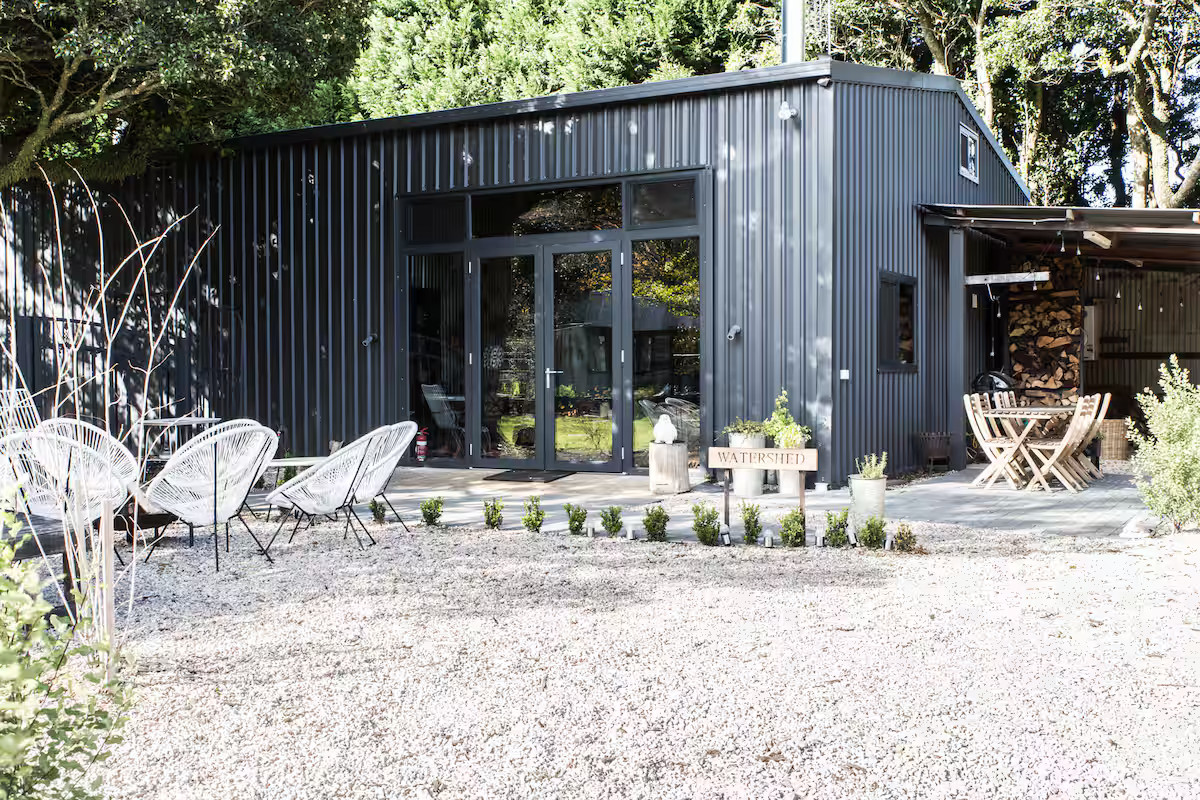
782, 0, 806, 64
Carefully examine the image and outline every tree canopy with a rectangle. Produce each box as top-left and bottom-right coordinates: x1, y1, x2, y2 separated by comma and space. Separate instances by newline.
2, 0, 1196, 208
0, 0, 369, 188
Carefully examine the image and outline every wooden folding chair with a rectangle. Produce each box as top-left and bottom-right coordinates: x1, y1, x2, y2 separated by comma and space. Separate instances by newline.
964, 394, 1025, 489
1024, 395, 1100, 493
1070, 392, 1110, 480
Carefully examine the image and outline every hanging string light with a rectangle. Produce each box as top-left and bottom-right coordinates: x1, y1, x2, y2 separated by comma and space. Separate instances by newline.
1059, 231, 1066, 253
1076, 239, 1082, 256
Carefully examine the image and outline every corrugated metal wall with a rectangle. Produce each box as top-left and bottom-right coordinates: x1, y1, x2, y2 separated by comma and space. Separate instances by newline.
3, 63, 1025, 478
1086, 269, 1200, 414
831, 81, 1027, 480
2, 75, 834, 463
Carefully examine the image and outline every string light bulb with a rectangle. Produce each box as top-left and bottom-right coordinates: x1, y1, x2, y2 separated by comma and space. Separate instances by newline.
1076, 240, 1082, 256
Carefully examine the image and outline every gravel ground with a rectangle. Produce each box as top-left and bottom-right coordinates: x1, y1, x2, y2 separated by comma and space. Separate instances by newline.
102, 517, 1200, 800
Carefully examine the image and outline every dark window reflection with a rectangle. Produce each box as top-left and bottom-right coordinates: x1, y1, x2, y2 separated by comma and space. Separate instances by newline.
481, 255, 537, 461
631, 237, 701, 467
408, 197, 466, 244
472, 185, 621, 237
630, 179, 697, 227
410, 254, 465, 460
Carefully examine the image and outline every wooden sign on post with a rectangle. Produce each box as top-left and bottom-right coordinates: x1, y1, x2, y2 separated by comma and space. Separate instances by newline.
706, 447, 819, 526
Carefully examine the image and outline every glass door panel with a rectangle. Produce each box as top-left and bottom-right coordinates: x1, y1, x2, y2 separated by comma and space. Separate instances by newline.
480, 254, 538, 463
630, 237, 701, 468
550, 249, 615, 467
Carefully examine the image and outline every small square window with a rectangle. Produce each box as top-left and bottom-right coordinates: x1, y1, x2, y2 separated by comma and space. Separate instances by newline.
879, 273, 917, 371
629, 178, 697, 228
959, 123, 980, 184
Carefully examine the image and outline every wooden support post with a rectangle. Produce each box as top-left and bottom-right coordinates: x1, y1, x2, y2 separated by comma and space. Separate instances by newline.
949, 227, 967, 471
723, 469, 731, 527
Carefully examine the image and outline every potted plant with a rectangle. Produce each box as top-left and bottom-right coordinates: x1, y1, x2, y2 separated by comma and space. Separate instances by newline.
849, 452, 887, 523
762, 390, 812, 496
722, 417, 767, 497
774, 421, 812, 497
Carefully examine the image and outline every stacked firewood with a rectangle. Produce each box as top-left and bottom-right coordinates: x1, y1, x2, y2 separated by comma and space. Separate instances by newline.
1007, 256, 1083, 406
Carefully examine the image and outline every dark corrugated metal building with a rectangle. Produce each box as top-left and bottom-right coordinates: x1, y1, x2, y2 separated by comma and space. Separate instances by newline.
1, 58, 1028, 483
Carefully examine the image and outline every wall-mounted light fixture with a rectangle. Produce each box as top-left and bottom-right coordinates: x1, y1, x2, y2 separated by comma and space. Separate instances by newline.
361, 333, 379, 347
777, 100, 799, 121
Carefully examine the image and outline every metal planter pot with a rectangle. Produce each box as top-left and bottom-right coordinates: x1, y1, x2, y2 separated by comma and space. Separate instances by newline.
848, 475, 886, 522
728, 432, 766, 496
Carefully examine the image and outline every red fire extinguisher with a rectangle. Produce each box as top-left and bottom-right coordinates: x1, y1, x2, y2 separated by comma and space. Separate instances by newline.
415, 427, 429, 463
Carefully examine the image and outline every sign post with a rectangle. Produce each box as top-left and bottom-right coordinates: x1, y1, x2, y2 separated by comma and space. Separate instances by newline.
706, 447, 819, 526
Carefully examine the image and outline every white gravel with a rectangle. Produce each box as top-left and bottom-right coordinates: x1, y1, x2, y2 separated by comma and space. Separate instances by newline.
102, 517, 1200, 799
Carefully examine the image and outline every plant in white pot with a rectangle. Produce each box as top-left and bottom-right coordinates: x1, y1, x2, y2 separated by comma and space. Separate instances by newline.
723, 417, 768, 497
849, 452, 887, 523
762, 389, 792, 487
774, 420, 812, 496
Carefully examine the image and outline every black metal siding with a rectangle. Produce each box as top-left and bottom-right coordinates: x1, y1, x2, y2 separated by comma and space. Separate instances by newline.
831, 82, 1027, 481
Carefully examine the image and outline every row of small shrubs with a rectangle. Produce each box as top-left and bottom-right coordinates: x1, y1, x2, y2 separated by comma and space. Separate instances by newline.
418, 494, 919, 552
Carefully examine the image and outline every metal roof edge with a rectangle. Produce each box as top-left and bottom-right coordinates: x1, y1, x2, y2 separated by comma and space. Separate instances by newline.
829, 62, 1030, 202
229, 60, 837, 150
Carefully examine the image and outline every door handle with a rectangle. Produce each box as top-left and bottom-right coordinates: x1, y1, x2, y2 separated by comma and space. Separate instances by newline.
545, 368, 564, 389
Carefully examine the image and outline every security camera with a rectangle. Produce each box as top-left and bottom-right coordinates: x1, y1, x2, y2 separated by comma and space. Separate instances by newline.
726, 324, 742, 341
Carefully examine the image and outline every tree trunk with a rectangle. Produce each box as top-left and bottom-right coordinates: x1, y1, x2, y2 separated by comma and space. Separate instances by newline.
914, 4, 951, 76
1128, 111, 1150, 209
1019, 82, 1043, 201
1108, 82, 1130, 207
970, 1, 993, 127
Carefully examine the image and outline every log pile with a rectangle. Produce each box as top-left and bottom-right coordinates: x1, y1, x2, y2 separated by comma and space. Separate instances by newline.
1007, 256, 1083, 406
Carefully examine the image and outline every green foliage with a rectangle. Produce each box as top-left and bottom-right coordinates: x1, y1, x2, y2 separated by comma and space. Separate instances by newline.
369, 499, 386, 524
278, 453, 299, 486
563, 503, 587, 535
779, 508, 806, 547
859, 515, 886, 549
483, 497, 504, 530
775, 421, 811, 449
522, 496, 545, 533
739, 501, 762, 545
722, 417, 766, 438
352, 0, 778, 120
762, 389, 794, 440
0, 0, 370, 187
643, 506, 669, 542
855, 452, 888, 480
1128, 356, 1200, 532
599, 506, 623, 537
894, 521, 918, 553
420, 496, 444, 526
692, 502, 720, 546
0, 519, 131, 800
824, 508, 850, 548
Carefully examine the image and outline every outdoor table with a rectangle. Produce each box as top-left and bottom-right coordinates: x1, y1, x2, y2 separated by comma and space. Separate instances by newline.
977, 406, 1074, 489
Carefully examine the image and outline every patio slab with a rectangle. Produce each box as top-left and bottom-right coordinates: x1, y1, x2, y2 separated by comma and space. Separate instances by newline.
251, 462, 1146, 540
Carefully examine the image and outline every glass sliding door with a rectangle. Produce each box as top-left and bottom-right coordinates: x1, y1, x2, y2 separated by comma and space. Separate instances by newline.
548, 247, 616, 469
479, 254, 539, 464
630, 237, 701, 468
409, 253, 466, 461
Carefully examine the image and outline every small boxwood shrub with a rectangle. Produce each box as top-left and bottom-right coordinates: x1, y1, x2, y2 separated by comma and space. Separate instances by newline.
483, 497, 504, 529
420, 496, 443, 526
522, 496, 545, 533
1129, 355, 1200, 532
824, 508, 850, 548
894, 521, 918, 552
692, 502, 720, 546
859, 515, 886, 549
643, 506, 669, 542
369, 499, 386, 524
779, 509, 806, 547
563, 503, 587, 535
740, 501, 762, 545
599, 506, 623, 537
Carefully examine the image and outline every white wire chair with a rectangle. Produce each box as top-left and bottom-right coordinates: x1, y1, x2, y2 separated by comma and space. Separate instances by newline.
0, 387, 41, 435
265, 426, 392, 551
2, 425, 137, 525
352, 422, 418, 528
143, 423, 278, 570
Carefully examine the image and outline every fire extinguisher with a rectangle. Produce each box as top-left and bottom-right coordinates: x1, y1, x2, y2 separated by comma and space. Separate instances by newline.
415, 427, 429, 463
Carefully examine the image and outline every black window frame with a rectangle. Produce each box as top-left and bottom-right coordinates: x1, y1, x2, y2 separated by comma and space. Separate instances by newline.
959, 123, 980, 184
878, 271, 918, 373
626, 176, 699, 230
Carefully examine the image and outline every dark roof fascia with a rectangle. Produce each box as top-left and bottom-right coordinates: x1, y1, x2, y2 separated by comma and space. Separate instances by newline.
828, 62, 1030, 201
231, 60, 835, 150
920, 203, 1200, 229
